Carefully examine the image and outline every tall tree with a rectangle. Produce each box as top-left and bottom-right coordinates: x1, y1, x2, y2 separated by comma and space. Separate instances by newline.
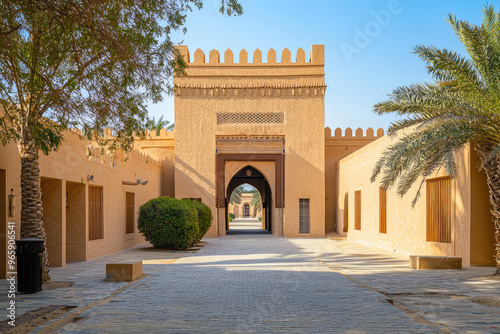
371, 5, 500, 276
0, 0, 242, 281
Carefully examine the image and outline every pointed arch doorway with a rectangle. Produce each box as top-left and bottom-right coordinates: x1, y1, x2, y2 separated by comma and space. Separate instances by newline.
226, 166, 272, 233
216, 153, 284, 236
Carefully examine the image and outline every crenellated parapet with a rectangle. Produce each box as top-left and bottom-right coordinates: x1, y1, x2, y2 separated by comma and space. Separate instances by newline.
134, 128, 176, 150
174, 45, 326, 97
325, 127, 385, 148
325, 127, 384, 139
71, 128, 164, 166
144, 128, 175, 139
177, 45, 324, 66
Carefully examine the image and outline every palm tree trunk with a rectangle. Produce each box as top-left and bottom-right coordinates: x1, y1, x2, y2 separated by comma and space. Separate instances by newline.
477, 144, 500, 276
18, 135, 51, 282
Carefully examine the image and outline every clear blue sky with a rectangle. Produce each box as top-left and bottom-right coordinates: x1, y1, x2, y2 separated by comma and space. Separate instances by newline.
148, 0, 497, 131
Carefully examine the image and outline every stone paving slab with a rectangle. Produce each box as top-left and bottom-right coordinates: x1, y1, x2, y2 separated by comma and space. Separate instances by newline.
289, 238, 500, 334
57, 236, 438, 333
1, 235, 499, 333
0, 242, 188, 324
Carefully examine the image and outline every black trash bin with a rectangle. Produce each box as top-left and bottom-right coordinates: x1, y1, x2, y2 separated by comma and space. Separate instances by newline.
15, 239, 44, 293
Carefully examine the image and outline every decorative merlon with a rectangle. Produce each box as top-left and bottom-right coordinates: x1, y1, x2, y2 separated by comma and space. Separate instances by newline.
175, 45, 324, 66
325, 127, 385, 139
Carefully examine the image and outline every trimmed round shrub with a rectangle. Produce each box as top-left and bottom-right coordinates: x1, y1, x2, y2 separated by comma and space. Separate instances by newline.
229, 213, 235, 220
181, 199, 213, 242
138, 197, 199, 250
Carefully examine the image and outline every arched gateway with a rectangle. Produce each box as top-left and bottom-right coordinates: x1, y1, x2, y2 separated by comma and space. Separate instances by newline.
173, 45, 326, 237
226, 166, 272, 229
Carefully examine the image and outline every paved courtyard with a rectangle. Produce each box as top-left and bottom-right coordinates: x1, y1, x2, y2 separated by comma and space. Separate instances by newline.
1, 220, 499, 333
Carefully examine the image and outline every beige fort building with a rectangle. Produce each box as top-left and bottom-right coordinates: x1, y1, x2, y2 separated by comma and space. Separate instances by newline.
0, 45, 496, 278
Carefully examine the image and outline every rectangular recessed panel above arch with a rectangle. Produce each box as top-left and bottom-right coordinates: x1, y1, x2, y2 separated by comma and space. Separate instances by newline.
216, 136, 284, 154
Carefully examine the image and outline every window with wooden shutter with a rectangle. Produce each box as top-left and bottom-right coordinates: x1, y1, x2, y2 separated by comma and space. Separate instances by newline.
379, 187, 387, 233
126, 192, 135, 234
426, 176, 451, 243
343, 192, 349, 232
89, 186, 104, 240
354, 190, 361, 230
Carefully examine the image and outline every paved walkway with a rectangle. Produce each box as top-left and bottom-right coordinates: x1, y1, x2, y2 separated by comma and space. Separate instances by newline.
1, 235, 499, 333
227, 218, 270, 235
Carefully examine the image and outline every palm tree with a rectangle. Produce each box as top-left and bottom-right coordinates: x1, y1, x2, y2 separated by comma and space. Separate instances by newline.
145, 115, 174, 135
249, 189, 262, 213
229, 185, 245, 205
372, 5, 500, 276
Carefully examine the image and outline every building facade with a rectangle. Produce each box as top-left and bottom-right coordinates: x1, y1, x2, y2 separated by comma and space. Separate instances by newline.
0, 45, 496, 279
229, 192, 261, 219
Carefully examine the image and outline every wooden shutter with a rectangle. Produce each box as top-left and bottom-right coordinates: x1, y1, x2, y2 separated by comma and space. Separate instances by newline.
89, 186, 103, 240
379, 187, 387, 233
426, 177, 451, 243
126, 192, 135, 234
343, 192, 349, 232
354, 190, 361, 230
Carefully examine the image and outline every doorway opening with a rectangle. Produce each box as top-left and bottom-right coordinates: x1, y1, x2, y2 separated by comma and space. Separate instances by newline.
226, 166, 272, 235
41, 177, 63, 267
0, 169, 6, 278
66, 181, 86, 263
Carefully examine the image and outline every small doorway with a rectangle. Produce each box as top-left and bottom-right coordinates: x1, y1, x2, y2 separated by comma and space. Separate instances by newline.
243, 203, 250, 217
66, 181, 86, 263
41, 177, 63, 267
0, 169, 6, 278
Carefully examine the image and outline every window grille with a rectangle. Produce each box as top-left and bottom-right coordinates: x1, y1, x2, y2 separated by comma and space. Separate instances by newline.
217, 112, 284, 125
299, 199, 310, 233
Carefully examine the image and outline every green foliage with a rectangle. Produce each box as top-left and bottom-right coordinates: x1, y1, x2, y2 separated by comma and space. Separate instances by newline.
181, 199, 213, 242
229, 213, 235, 220
259, 217, 262, 221
138, 197, 199, 250
249, 189, 262, 212
145, 115, 174, 135
0, 0, 242, 153
229, 185, 244, 205
372, 4, 500, 205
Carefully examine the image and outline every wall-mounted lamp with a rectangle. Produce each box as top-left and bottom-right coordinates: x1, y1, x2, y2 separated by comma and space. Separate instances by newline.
87, 174, 95, 183
8, 188, 16, 217
122, 178, 149, 186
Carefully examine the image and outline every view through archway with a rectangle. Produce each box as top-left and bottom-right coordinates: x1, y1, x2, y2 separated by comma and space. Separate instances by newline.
226, 166, 272, 235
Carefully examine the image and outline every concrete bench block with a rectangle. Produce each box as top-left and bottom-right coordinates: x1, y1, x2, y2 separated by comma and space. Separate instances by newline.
106, 261, 143, 281
409, 255, 462, 270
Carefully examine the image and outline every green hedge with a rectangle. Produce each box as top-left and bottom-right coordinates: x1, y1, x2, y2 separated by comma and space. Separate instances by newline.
229, 213, 235, 220
181, 199, 213, 243
138, 197, 199, 250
